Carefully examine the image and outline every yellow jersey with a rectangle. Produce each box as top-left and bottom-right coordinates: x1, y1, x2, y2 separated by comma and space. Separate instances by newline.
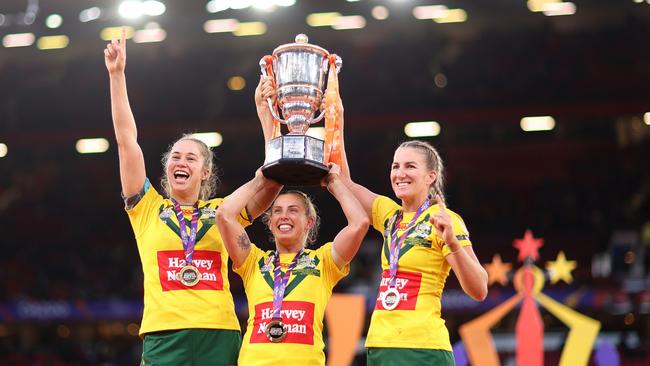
234, 242, 348, 365
365, 195, 472, 351
127, 183, 249, 336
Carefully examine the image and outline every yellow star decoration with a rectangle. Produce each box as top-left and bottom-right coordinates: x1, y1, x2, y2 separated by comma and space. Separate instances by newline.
546, 251, 577, 284
484, 254, 512, 286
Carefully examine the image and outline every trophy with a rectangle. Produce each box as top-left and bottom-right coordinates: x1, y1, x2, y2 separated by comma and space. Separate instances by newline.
260, 34, 342, 186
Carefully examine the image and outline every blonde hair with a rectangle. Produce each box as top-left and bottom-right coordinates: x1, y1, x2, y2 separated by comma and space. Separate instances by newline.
398, 140, 445, 202
160, 134, 219, 201
262, 190, 321, 247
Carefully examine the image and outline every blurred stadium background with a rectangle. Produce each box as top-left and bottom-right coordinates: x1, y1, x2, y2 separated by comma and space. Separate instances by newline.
0, 0, 649, 365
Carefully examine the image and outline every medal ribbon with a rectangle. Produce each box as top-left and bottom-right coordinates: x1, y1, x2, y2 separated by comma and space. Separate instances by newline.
271, 250, 304, 320
171, 199, 200, 266
388, 197, 431, 288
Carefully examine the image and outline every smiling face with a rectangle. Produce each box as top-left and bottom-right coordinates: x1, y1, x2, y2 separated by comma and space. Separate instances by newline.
164, 139, 209, 203
390, 147, 437, 205
268, 193, 314, 251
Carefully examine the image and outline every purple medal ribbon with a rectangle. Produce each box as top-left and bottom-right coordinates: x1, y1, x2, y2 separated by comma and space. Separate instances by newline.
171, 198, 200, 266
387, 197, 432, 288
270, 250, 304, 320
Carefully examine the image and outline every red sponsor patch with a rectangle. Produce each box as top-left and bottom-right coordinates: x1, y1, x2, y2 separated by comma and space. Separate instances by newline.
157, 250, 223, 291
375, 269, 422, 310
250, 301, 315, 345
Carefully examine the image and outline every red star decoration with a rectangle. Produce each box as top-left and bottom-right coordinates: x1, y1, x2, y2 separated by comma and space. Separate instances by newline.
513, 229, 544, 262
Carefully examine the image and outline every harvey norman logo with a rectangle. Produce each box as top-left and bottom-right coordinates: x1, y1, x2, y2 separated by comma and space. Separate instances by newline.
375, 269, 422, 311
157, 250, 223, 291
250, 301, 315, 344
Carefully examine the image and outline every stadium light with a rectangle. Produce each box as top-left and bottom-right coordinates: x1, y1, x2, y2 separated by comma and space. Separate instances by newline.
0, 143, 7, 158
79, 7, 101, 22
37, 35, 70, 50
543, 2, 576, 16
372, 6, 389, 20
233, 22, 266, 36
189, 132, 223, 147
76, 138, 110, 154
119, 1, 144, 19
332, 15, 366, 30
204, 19, 239, 33
520, 116, 555, 131
228, 76, 246, 91
404, 121, 441, 137
100, 26, 135, 41
46, 14, 63, 28
142, 1, 166, 16
207, 0, 230, 13
644, 112, 650, 126
306, 12, 341, 27
2, 33, 35, 48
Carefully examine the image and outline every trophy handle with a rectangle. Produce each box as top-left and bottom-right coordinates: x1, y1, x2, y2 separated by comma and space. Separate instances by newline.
259, 56, 287, 124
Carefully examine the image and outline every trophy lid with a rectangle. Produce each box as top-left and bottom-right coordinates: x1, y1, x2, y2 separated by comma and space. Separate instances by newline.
273, 33, 329, 56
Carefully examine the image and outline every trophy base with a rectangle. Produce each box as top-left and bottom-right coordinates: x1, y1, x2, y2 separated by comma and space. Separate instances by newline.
262, 159, 328, 186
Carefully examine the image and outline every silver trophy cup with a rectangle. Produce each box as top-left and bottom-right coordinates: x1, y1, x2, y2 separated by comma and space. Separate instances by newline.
260, 34, 342, 186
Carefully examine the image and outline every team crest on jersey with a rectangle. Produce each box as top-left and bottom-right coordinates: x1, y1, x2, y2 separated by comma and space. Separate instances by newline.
294, 254, 320, 276
200, 207, 216, 219
413, 221, 432, 238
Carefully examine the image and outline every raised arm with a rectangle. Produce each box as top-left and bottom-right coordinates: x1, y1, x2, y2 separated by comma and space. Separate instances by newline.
323, 164, 370, 268
104, 27, 146, 198
216, 172, 279, 268
245, 76, 283, 219
323, 87, 378, 218
431, 196, 488, 301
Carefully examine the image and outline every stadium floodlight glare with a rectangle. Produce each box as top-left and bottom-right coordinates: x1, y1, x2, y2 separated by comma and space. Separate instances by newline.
37, 35, 70, 50
0, 14, 5, 26
46, 14, 63, 28
2, 33, 35, 48
543, 2, 576, 16
252, 0, 275, 11
204, 19, 239, 33
189, 132, 223, 148
332, 15, 366, 30
100, 26, 135, 41
119, 1, 144, 19
228, 76, 246, 91
433, 9, 467, 23
644, 112, 650, 126
207, 0, 230, 13
372, 6, 389, 20
527, 0, 560, 12
274, 0, 296, 6
404, 121, 441, 137
413, 5, 448, 20
79, 7, 101, 22
306, 127, 326, 140
306, 12, 342, 27
230, 0, 252, 10
134, 28, 166, 43
76, 138, 110, 154
142, 1, 166, 16
233, 22, 266, 36
520, 116, 555, 131
0, 143, 7, 158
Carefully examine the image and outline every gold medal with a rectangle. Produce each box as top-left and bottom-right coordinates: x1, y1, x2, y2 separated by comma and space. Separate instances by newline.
177, 265, 200, 287
265, 319, 287, 343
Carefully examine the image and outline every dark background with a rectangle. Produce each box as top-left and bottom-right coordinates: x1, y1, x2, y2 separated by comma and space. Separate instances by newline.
0, 0, 649, 365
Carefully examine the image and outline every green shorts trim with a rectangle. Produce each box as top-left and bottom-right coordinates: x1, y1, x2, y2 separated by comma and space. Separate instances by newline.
367, 347, 456, 366
141, 329, 241, 366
